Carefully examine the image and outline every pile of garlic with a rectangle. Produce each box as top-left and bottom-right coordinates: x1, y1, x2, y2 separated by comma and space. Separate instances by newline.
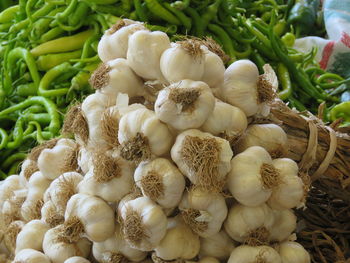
0, 19, 311, 263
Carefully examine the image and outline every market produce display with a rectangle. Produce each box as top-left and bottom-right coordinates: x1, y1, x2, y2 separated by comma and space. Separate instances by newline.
1, 0, 350, 178
0, 18, 315, 263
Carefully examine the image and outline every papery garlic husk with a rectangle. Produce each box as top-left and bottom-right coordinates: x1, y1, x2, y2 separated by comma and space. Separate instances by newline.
21, 171, 51, 222
41, 200, 64, 228
14, 248, 51, 263
277, 241, 310, 263
235, 124, 288, 158
268, 158, 304, 210
65, 193, 115, 242
220, 60, 276, 117
154, 216, 200, 260
127, 30, 171, 80
1, 188, 27, 226
201, 99, 247, 146
119, 196, 167, 251
77, 147, 92, 174
155, 79, 215, 130
43, 225, 91, 263
90, 58, 144, 99
37, 138, 79, 180
134, 158, 185, 208
171, 129, 232, 192
228, 245, 281, 263
228, 146, 279, 206
15, 219, 50, 254
92, 224, 147, 263
179, 187, 227, 238
98, 19, 146, 62
269, 209, 296, 242
160, 40, 205, 83
199, 230, 235, 260
118, 108, 173, 163
0, 175, 26, 211
64, 256, 91, 263
116, 189, 143, 215
224, 203, 274, 244
3, 220, 25, 256
19, 159, 39, 182
78, 152, 134, 202
44, 172, 83, 215
201, 46, 225, 89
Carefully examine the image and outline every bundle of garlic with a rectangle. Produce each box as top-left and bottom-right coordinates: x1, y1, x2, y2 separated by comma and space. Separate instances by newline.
0, 19, 313, 263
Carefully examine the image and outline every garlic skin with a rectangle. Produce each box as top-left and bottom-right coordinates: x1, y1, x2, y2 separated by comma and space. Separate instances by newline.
15, 219, 50, 254
44, 172, 83, 215
171, 129, 232, 190
43, 226, 91, 263
236, 124, 288, 158
0, 175, 25, 211
78, 147, 92, 175
14, 248, 51, 263
155, 80, 215, 130
93, 58, 144, 99
220, 59, 259, 117
65, 193, 115, 242
228, 245, 282, 263
269, 209, 296, 242
37, 139, 78, 180
19, 159, 38, 182
201, 100, 247, 143
134, 158, 185, 208
127, 30, 171, 80
119, 196, 167, 251
92, 224, 147, 263
21, 171, 51, 222
224, 203, 275, 243
199, 230, 235, 260
160, 42, 205, 83
78, 154, 133, 203
41, 200, 64, 228
64, 257, 91, 263
98, 19, 146, 62
3, 220, 25, 256
277, 241, 310, 263
201, 47, 225, 89
179, 187, 228, 238
268, 158, 304, 210
154, 216, 200, 260
227, 146, 275, 207
197, 257, 220, 263
118, 108, 173, 161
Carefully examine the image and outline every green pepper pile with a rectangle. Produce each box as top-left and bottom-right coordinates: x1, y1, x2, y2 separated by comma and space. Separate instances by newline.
0, 0, 349, 178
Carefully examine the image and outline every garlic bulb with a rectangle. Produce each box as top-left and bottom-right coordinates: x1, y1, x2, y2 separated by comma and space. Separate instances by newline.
37, 139, 78, 180
155, 79, 215, 130
228, 245, 281, 263
19, 159, 38, 181
65, 193, 115, 242
199, 230, 235, 260
14, 248, 51, 263
171, 129, 232, 191
277, 241, 310, 263
160, 40, 205, 83
64, 257, 91, 263
90, 58, 144, 99
220, 60, 276, 117
196, 257, 220, 263
41, 200, 64, 228
77, 147, 92, 174
3, 220, 24, 256
201, 47, 225, 89
154, 216, 200, 260
236, 124, 288, 158
43, 225, 91, 263
98, 19, 146, 62
92, 224, 147, 263
268, 158, 304, 210
15, 219, 50, 254
0, 175, 26, 210
224, 203, 274, 244
78, 152, 134, 202
201, 100, 247, 146
227, 146, 277, 206
127, 30, 171, 80
269, 209, 296, 242
21, 171, 51, 222
118, 108, 173, 163
44, 172, 83, 215
134, 158, 185, 208
179, 187, 227, 238
119, 196, 167, 251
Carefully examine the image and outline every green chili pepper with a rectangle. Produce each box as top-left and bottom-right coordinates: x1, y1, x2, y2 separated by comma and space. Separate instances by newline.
145, 0, 181, 25
281, 32, 295, 47
277, 63, 292, 100
8, 161, 21, 175
330, 102, 350, 123
171, 0, 190, 10
39, 27, 65, 43
0, 5, 19, 23
201, 0, 222, 30
184, 7, 202, 36
6, 117, 25, 149
0, 128, 9, 150
250, 51, 266, 73
1, 152, 26, 170
163, 2, 192, 31
37, 50, 82, 71
145, 24, 178, 34
208, 24, 236, 62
